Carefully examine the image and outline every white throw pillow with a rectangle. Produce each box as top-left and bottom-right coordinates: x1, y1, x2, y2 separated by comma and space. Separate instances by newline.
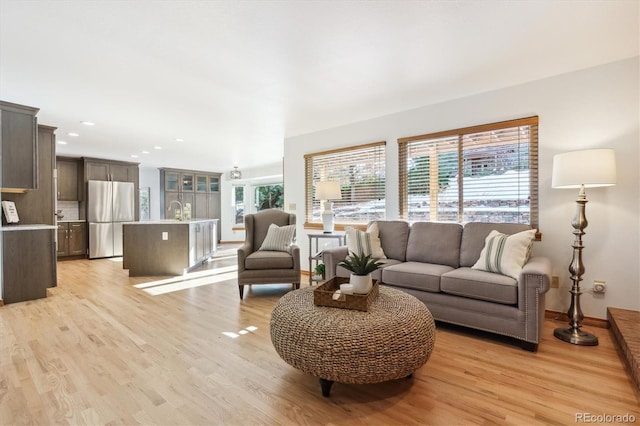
472, 229, 536, 279
259, 224, 295, 252
345, 222, 386, 259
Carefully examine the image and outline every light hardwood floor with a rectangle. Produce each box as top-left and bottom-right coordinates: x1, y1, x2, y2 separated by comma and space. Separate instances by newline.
1, 248, 638, 425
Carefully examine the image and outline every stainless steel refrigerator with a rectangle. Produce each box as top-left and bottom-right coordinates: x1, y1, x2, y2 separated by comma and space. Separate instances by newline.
88, 180, 135, 258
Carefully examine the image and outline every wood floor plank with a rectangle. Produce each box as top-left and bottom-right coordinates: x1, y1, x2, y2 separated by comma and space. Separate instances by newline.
0, 250, 638, 425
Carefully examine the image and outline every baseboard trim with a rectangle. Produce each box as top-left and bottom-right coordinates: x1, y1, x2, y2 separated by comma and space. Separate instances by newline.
545, 310, 609, 329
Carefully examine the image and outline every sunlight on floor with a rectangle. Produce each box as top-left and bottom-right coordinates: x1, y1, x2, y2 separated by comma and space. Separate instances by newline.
222, 325, 259, 339
133, 264, 238, 295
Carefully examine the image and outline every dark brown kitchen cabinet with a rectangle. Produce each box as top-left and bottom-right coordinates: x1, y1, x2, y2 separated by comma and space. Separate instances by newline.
57, 222, 86, 258
2, 227, 56, 304
56, 223, 67, 256
85, 159, 138, 183
2, 125, 57, 226
0, 101, 39, 191
56, 157, 80, 201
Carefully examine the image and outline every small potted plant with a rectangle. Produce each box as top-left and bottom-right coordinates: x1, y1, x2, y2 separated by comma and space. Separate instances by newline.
338, 252, 382, 294
314, 263, 325, 281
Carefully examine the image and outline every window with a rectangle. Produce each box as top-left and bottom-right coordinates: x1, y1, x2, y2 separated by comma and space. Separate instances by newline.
253, 183, 284, 211
305, 141, 386, 227
398, 117, 538, 227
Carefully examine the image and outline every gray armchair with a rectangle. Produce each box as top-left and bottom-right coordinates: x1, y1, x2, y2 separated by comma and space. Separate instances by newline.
237, 209, 301, 299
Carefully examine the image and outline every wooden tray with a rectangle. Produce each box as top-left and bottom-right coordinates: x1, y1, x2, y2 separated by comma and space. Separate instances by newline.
313, 277, 379, 312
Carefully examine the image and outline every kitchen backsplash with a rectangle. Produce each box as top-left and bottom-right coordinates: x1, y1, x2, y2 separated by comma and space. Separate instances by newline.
57, 201, 80, 220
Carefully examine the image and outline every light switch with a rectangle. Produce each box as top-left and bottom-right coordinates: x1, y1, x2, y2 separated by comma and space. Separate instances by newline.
162, 232, 168, 240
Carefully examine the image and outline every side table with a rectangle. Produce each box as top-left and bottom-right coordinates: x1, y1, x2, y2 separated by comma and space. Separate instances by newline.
308, 232, 346, 285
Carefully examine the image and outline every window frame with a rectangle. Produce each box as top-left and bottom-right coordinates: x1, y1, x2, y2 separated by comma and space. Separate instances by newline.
398, 116, 539, 229
304, 141, 386, 230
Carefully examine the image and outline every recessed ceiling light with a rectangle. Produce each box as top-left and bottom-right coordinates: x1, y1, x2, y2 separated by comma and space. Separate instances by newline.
67, 132, 79, 137
175, 138, 184, 142
81, 121, 95, 126
57, 140, 68, 145
131, 154, 139, 158
141, 150, 150, 154
154, 146, 162, 150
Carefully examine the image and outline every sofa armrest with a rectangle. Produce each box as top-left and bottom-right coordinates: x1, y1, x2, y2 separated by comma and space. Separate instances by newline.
322, 246, 349, 279
290, 244, 301, 271
520, 256, 552, 294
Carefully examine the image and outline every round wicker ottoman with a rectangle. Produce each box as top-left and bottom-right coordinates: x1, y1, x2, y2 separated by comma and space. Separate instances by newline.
270, 286, 436, 397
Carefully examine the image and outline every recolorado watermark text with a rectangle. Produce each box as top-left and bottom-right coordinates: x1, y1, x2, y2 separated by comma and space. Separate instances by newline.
576, 413, 636, 423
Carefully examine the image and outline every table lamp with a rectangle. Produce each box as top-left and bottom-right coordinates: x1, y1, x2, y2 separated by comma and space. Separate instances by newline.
315, 181, 342, 233
551, 148, 616, 346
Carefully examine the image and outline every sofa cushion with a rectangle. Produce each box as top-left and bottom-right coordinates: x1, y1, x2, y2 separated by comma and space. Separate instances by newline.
345, 222, 386, 259
405, 222, 463, 268
258, 223, 295, 252
382, 262, 453, 292
472, 229, 536, 279
459, 222, 532, 267
374, 221, 410, 261
245, 251, 294, 270
441, 267, 517, 305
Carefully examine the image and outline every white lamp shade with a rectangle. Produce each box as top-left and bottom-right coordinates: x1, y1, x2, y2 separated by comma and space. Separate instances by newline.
315, 181, 342, 200
552, 148, 617, 189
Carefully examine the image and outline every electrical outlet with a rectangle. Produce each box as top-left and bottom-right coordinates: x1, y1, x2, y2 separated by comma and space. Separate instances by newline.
593, 280, 606, 294
551, 276, 559, 288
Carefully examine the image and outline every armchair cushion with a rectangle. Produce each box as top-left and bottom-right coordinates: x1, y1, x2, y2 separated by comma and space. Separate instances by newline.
259, 223, 295, 253
245, 250, 295, 270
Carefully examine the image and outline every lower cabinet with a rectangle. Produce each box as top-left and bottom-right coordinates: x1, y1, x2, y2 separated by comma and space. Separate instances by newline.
57, 222, 87, 257
189, 220, 217, 267
2, 228, 57, 304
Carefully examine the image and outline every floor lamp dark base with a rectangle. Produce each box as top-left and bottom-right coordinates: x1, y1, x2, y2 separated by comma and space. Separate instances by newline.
554, 327, 599, 346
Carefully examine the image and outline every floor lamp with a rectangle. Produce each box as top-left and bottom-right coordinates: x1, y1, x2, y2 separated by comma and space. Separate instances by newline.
551, 148, 616, 346
315, 181, 342, 233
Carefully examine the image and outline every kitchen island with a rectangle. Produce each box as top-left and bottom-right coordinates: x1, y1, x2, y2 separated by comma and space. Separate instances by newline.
122, 219, 217, 276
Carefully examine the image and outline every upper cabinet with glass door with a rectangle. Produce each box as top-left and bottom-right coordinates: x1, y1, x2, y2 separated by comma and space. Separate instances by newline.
196, 175, 208, 192
209, 175, 220, 192
165, 171, 180, 191
181, 173, 194, 192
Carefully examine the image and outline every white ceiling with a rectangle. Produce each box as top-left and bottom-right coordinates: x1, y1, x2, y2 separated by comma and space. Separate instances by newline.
1, 1, 638, 174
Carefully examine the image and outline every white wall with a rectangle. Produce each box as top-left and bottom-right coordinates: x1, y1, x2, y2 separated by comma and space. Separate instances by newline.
284, 57, 640, 319
220, 162, 283, 243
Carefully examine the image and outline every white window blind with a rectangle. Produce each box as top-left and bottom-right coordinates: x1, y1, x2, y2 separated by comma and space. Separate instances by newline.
305, 141, 386, 226
398, 117, 538, 227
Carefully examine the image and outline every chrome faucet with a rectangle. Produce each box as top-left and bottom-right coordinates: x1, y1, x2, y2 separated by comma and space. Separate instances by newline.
167, 200, 184, 220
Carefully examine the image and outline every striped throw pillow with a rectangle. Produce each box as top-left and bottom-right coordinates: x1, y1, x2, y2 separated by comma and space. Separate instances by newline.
258, 224, 295, 253
345, 222, 386, 259
472, 229, 536, 279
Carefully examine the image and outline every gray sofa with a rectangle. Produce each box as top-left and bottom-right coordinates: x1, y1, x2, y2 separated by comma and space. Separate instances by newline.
322, 221, 552, 351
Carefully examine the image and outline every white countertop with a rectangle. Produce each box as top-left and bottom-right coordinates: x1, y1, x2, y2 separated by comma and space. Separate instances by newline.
1, 224, 57, 231
58, 219, 86, 223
